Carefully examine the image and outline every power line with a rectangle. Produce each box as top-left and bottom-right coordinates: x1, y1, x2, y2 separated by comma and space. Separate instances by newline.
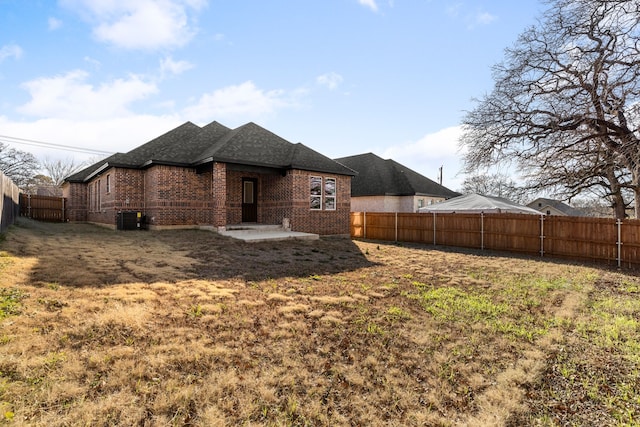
0, 134, 114, 156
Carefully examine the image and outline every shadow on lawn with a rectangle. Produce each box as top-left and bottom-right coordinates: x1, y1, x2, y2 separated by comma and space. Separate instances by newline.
2, 218, 377, 286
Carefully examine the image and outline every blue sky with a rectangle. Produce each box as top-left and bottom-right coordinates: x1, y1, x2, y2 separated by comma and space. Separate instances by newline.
0, 0, 543, 190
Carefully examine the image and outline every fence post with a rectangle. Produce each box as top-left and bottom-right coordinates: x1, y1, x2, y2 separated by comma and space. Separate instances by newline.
27, 193, 31, 218
433, 212, 436, 245
481, 212, 484, 250
539, 215, 545, 257
62, 198, 66, 222
364, 211, 367, 239
617, 219, 622, 268
395, 212, 398, 242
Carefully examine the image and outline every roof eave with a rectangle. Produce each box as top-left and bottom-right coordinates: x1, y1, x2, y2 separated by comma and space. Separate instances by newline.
84, 163, 112, 182
142, 159, 191, 168
289, 163, 356, 176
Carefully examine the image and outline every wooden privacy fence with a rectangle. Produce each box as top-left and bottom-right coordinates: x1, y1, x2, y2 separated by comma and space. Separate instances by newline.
0, 172, 20, 233
351, 212, 640, 268
20, 194, 66, 222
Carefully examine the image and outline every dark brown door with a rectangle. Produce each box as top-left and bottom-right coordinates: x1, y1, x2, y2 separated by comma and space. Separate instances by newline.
242, 178, 258, 223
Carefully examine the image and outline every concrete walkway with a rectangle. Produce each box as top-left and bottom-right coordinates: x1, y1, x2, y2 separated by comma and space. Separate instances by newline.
217, 224, 319, 242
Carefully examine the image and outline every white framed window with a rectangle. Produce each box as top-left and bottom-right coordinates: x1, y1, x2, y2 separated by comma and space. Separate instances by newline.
106, 174, 111, 193
310, 176, 322, 210
309, 176, 337, 210
324, 177, 336, 210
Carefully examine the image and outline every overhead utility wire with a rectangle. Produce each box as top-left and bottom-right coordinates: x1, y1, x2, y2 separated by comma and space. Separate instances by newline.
0, 134, 114, 156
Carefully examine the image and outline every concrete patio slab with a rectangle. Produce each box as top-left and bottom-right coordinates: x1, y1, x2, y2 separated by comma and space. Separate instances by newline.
217, 224, 319, 242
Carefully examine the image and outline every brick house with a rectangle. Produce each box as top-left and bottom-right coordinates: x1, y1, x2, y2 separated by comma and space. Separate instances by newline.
334, 153, 458, 212
62, 121, 355, 235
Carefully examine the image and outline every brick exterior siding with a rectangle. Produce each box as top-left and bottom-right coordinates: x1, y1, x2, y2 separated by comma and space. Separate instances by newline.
287, 170, 352, 235
144, 165, 213, 226
66, 163, 352, 235
62, 182, 88, 222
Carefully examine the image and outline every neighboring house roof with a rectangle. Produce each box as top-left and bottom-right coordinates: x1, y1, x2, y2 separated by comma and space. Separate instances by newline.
527, 198, 586, 216
418, 193, 542, 214
65, 121, 355, 183
334, 152, 459, 198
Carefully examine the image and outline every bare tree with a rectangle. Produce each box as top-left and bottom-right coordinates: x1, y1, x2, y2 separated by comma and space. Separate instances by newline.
460, 0, 640, 219
0, 142, 40, 189
459, 173, 530, 203
41, 157, 85, 186
22, 174, 59, 196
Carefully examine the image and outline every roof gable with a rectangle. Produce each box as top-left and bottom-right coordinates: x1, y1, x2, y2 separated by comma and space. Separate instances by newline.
197, 122, 294, 167
119, 121, 202, 167
335, 153, 458, 198
64, 153, 128, 183
527, 198, 586, 216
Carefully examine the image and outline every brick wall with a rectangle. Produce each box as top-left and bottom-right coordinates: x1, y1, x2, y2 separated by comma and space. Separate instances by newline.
80, 169, 146, 225
144, 165, 213, 226
62, 182, 87, 221
115, 168, 145, 212
223, 168, 350, 234
260, 172, 294, 225
85, 173, 115, 225
225, 169, 247, 225
212, 162, 226, 227
287, 170, 352, 235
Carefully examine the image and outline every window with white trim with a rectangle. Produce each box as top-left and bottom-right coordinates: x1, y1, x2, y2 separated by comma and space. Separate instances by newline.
309, 176, 337, 210
310, 176, 322, 210
324, 177, 336, 210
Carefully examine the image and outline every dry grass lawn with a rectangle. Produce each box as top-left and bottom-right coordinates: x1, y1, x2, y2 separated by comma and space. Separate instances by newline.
0, 218, 639, 426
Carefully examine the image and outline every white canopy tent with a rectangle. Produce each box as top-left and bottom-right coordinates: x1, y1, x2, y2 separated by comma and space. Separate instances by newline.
417, 193, 542, 215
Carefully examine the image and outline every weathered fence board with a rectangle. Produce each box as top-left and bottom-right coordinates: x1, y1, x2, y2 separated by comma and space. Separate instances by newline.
483, 213, 540, 254
1, 172, 20, 232
351, 212, 640, 268
20, 194, 66, 222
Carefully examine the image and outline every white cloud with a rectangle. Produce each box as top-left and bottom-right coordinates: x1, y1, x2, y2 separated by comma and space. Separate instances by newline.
18, 70, 158, 120
445, 4, 497, 29
83, 56, 102, 69
473, 11, 497, 26
0, 44, 23, 62
316, 72, 343, 90
382, 126, 466, 190
48, 17, 63, 30
60, 0, 206, 50
183, 81, 297, 124
0, 115, 184, 162
358, 0, 378, 12
160, 56, 194, 76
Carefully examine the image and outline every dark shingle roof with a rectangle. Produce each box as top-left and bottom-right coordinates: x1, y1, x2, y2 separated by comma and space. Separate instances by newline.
116, 121, 203, 167
64, 120, 354, 182
65, 153, 128, 183
197, 122, 298, 167
334, 152, 459, 198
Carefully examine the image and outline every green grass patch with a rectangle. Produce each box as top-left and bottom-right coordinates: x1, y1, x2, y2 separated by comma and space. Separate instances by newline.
408, 285, 507, 322
578, 296, 640, 364
0, 288, 27, 320
404, 272, 587, 343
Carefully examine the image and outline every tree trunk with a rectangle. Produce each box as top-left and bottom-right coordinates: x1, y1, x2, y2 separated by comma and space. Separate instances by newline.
613, 193, 627, 219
